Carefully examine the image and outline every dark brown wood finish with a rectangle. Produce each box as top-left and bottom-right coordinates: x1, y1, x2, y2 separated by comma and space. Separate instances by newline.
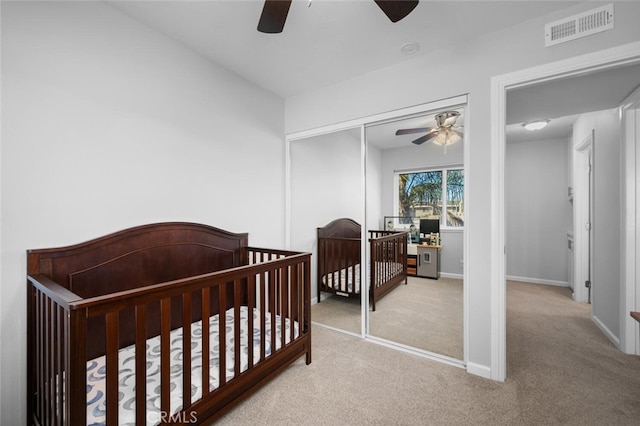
26, 222, 311, 425
368, 230, 408, 311
316, 218, 407, 310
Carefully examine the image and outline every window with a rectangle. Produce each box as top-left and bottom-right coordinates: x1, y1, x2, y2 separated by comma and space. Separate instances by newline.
397, 167, 464, 228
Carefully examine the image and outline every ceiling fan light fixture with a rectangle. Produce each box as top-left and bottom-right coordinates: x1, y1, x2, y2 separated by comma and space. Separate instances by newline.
433, 129, 461, 145
523, 119, 550, 131
434, 130, 447, 145
432, 129, 461, 154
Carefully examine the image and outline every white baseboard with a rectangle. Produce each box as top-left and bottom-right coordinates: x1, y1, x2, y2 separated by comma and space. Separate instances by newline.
440, 272, 463, 280
592, 314, 621, 349
506, 275, 569, 287
466, 362, 491, 379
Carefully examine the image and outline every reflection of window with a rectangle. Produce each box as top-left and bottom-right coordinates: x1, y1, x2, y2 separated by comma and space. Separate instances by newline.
397, 168, 464, 228
445, 169, 464, 227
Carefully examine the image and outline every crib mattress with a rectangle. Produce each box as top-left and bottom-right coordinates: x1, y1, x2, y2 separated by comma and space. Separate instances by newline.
86, 306, 298, 425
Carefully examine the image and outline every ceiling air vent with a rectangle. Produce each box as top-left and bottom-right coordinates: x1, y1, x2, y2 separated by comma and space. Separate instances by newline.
545, 3, 614, 47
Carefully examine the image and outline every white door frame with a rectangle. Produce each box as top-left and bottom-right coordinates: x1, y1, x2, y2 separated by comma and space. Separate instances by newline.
490, 41, 640, 381
621, 86, 640, 354
573, 133, 593, 305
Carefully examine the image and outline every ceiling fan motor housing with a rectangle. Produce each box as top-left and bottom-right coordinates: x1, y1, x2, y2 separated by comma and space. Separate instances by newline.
435, 111, 460, 128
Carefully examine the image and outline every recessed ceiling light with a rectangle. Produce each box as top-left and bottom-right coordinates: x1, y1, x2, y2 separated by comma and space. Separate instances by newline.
523, 119, 550, 131
401, 42, 420, 55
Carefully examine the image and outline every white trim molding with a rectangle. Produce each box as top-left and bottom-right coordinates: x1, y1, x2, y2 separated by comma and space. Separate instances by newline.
620, 85, 640, 355
491, 41, 640, 382
466, 362, 491, 380
506, 276, 570, 287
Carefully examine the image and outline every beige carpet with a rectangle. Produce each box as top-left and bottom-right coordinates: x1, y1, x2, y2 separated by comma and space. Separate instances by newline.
370, 276, 463, 359
312, 292, 362, 334
311, 276, 463, 359
216, 281, 640, 425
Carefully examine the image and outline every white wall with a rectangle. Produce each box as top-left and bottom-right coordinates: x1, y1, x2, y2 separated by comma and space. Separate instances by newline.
290, 130, 362, 302
1, 2, 285, 423
506, 137, 572, 285
366, 142, 383, 230
285, 2, 640, 374
573, 109, 621, 341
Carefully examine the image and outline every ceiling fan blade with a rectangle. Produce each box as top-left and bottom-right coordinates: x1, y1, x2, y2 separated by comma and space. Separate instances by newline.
411, 130, 439, 145
374, 0, 419, 23
395, 127, 434, 136
258, 0, 292, 33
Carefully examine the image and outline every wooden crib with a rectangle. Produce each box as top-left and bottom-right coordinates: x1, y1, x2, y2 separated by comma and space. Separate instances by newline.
316, 218, 407, 311
27, 222, 311, 425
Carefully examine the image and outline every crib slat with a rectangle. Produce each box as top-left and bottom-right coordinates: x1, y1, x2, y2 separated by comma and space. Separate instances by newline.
291, 264, 299, 342
269, 269, 276, 355
201, 287, 211, 396
335, 242, 341, 292
67, 308, 87, 425
280, 266, 287, 349
47, 298, 54, 425
247, 275, 256, 369
61, 304, 70, 426
105, 311, 119, 426
53, 303, 61, 426
160, 297, 172, 417
260, 271, 266, 360
45, 298, 52, 425
219, 284, 227, 387
135, 304, 147, 426
35, 291, 43, 423
182, 292, 192, 409
234, 280, 241, 377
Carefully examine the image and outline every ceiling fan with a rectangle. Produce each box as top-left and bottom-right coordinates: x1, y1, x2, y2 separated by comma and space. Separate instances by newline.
258, 0, 419, 33
396, 111, 463, 152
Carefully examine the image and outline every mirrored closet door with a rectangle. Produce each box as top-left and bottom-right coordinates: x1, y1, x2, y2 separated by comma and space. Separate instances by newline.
289, 128, 364, 335
365, 106, 465, 361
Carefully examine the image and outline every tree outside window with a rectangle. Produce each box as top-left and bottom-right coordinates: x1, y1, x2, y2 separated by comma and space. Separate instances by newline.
445, 169, 464, 226
398, 168, 464, 227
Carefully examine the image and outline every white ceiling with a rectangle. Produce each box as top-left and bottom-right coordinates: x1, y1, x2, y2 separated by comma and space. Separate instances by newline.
366, 107, 465, 150
108, 0, 582, 98
505, 62, 640, 144
106, 1, 640, 148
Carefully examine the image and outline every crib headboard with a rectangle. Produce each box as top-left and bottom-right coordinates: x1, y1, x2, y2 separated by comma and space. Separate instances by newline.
317, 217, 361, 239
27, 222, 249, 297
27, 222, 249, 358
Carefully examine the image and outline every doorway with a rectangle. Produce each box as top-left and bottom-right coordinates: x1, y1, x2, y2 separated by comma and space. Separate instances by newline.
492, 41, 640, 381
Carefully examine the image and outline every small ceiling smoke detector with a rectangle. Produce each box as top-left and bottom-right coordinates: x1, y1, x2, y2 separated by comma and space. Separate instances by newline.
523, 119, 550, 131
401, 42, 420, 55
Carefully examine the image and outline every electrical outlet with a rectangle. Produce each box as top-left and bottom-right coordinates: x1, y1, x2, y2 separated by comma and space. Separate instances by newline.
459, 259, 464, 270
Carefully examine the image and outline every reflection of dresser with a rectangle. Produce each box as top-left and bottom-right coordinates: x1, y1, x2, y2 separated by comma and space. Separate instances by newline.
407, 244, 418, 276
416, 245, 441, 279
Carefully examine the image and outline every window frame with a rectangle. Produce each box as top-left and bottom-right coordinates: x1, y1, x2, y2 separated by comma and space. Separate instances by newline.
394, 164, 465, 230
